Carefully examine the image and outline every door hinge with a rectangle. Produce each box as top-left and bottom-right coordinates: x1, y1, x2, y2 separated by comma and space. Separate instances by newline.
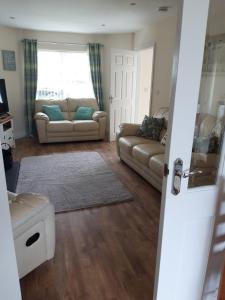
164, 163, 169, 177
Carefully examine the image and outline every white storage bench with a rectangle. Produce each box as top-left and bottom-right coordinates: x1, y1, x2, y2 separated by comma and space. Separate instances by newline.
8, 192, 55, 278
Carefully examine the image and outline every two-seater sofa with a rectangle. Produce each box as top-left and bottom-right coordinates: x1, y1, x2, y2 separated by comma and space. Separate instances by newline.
116, 108, 219, 192
34, 98, 107, 143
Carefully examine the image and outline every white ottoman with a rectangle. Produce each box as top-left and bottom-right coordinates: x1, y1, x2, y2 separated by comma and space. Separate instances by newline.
8, 192, 55, 279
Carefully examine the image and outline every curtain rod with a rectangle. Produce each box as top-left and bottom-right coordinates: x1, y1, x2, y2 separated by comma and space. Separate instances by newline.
38, 41, 104, 47
38, 41, 88, 46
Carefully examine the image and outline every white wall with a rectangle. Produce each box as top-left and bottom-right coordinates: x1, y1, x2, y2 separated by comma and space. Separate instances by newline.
0, 27, 25, 138
136, 47, 154, 123
134, 16, 177, 113
0, 26, 133, 138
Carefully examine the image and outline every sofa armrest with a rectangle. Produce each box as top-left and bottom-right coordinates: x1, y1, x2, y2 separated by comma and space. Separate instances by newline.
35, 113, 49, 143
117, 123, 140, 138
92, 111, 107, 121
34, 112, 49, 122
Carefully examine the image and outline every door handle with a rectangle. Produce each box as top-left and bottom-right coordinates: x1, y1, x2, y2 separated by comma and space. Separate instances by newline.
172, 159, 204, 195
173, 158, 183, 195
183, 169, 203, 178
109, 95, 113, 104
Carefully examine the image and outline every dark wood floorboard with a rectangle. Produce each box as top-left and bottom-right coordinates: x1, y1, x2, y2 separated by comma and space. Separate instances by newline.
15, 138, 161, 300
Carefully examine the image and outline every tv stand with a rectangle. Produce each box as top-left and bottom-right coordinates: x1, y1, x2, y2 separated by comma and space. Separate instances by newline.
0, 114, 15, 148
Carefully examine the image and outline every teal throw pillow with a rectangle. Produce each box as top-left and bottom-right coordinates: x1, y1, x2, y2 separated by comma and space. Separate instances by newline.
42, 105, 65, 121
74, 106, 95, 120
137, 115, 165, 141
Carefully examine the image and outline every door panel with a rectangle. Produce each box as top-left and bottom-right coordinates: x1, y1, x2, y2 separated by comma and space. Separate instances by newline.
110, 49, 137, 141
0, 145, 21, 299
175, 216, 214, 299
153, 0, 225, 299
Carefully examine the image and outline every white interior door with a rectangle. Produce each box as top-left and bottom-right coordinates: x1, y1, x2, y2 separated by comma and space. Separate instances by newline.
154, 0, 225, 299
0, 144, 21, 299
110, 49, 137, 141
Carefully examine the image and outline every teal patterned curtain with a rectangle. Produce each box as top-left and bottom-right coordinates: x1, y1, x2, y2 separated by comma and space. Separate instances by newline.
88, 43, 104, 110
23, 39, 38, 136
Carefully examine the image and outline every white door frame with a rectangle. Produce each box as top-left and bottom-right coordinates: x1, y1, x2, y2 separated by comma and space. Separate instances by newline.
153, 0, 225, 299
0, 145, 21, 299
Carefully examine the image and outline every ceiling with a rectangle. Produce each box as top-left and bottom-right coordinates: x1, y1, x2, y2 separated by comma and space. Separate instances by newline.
0, 0, 177, 34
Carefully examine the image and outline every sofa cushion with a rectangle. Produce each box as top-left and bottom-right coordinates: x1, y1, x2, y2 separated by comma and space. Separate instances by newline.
119, 136, 152, 154
149, 154, 165, 178
132, 143, 165, 165
192, 136, 219, 154
137, 115, 165, 141
35, 99, 68, 114
42, 105, 65, 121
72, 120, 99, 132
47, 121, 73, 133
153, 107, 169, 128
9, 193, 50, 229
68, 98, 99, 120
74, 106, 95, 120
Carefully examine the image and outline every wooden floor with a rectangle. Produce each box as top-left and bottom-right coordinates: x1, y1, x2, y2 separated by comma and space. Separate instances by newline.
15, 138, 161, 300
219, 266, 225, 300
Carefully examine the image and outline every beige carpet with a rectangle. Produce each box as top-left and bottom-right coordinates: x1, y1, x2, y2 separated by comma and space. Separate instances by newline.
16, 152, 132, 213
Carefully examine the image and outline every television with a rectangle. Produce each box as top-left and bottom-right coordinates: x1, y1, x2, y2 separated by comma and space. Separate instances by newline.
0, 79, 9, 116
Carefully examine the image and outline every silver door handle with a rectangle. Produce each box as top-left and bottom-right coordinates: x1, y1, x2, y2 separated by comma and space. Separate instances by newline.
172, 158, 203, 195
173, 158, 183, 195
109, 96, 113, 104
183, 169, 203, 178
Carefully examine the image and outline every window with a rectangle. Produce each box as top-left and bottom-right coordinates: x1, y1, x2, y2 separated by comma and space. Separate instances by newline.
36, 50, 95, 99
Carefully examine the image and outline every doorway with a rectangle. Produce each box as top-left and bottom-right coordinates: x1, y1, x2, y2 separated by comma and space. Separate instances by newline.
135, 47, 154, 123
109, 47, 154, 141
109, 49, 138, 141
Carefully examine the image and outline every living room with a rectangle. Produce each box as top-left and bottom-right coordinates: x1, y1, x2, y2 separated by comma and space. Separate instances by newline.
0, 1, 178, 299
0, 16, 177, 140
1, 0, 225, 299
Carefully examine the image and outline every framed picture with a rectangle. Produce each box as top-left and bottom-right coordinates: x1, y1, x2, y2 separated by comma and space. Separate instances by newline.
1, 50, 16, 71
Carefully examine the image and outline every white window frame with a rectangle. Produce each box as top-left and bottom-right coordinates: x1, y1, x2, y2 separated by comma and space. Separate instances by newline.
36, 46, 95, 100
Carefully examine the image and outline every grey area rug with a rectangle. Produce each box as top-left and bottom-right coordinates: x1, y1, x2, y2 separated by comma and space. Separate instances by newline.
16, 152, 132, 213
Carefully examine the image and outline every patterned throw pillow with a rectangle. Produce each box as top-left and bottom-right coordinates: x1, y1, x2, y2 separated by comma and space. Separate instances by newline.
192, 136, 219, 153
160, 131, 167, 145
137, 115, 165, 141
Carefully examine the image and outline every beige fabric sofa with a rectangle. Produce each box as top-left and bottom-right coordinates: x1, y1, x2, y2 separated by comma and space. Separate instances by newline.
116, 108, 219, 192
34, 98, 107, 143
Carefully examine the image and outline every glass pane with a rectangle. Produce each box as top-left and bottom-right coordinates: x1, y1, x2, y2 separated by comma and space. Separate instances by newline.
188, 0, 225, 188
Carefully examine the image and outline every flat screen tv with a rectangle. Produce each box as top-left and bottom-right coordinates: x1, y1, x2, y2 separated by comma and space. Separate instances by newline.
0, 79, 9, 116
